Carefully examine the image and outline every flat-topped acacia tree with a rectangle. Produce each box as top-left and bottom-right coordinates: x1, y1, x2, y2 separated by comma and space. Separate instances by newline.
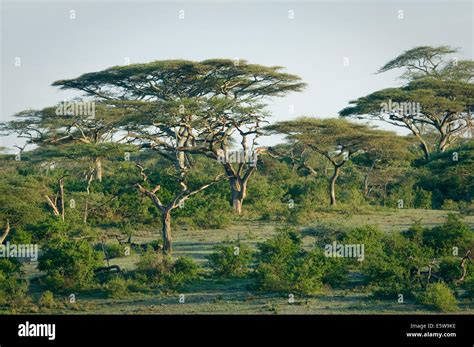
266, 118, 401, 206
52, 59, 305, 252
340, 46, 474, 160
52, 59, 305, 216
0, 103, 129, 182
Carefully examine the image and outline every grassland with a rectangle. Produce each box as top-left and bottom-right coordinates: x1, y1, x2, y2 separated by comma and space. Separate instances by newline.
19, 209, 474, 315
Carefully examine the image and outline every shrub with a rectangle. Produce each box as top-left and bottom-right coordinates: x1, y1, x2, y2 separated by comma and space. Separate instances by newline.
0, 271, 30, 308
462, 277, 474, 298
38, 236, 103, 291
39, 291, 56, 308
414, 187, 432, 209
420, 283, 457, 312
401, 221, 424, 244
438, 257, 462, 284
135, 249, 199, 289
105, 276, 130, 299
166, 257, 200, 289
135, 247, 173, 283
422, 214, 472, 256
441, 199, 460, 211
207, 243, 253, 278
94, 243, 127, 259
361, 233, 430, 297
253, 230, 348, 294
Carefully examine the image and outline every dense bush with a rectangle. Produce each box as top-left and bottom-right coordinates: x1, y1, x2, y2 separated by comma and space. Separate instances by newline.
0, 271, 30, 308
38, 236, 103, 291
422, 214, 472, 256
413, 187, 432, 209
105, 276, 132, 299
135, 249, 199, 289
438, 257, 463, 284
419, 283, 457, 312
207, 243, 253, 278
38, 291, 56, 308
94, 243, 127, 259
253, 229, 348, 294
353, 227, 430, 297
166, 257, 200, 289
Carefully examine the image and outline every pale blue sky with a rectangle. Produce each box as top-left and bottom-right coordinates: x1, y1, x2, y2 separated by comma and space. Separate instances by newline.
1, 0, 472, 150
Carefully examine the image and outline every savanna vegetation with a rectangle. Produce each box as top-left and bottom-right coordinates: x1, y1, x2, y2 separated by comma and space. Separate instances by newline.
0, 46, 472, 314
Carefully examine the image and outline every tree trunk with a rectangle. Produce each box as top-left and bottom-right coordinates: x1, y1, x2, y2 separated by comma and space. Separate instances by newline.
59, 178, 65, 221
161, 209, 173, 255
230, 178, 246, 214
438, 132, 450, 153
0, 220, 10, 244
95, 157, 103, 182
329, 166, 339, 206
363, 174, 369, 198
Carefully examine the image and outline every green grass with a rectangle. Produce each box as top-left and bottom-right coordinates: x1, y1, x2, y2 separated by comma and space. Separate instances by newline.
14, 209, 474, 315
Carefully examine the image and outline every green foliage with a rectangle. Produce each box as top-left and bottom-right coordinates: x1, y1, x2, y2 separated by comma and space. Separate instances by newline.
135, 249, 199, 289
105, 276, 131, 299
355, 227, 430, 297
438, 257, 462, 284
38, 291, 56, 308
253, 229, 348, 294
422, 214, 472, 256
207, 243, 253, 278
441, 199, 460, 211
94, 243, 127, 259
419, 283, 457, 312
413, 187, 432, 209
0, 270, 30, 308
38, 236, 103, 291
166, 257, 200, 289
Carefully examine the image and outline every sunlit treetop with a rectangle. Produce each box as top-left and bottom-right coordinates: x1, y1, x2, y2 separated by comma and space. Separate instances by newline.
52, 59, 306, 102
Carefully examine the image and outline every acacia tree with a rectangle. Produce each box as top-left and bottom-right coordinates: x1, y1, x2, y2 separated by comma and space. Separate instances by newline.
340, 46, 473, 160
52, 59, 305, 215
266, 118, 399, 206
0, 103, 129, 182
351, 136, 413, 198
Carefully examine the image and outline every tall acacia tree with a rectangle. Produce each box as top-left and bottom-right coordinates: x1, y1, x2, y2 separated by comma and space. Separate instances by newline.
340, 46, 473, 160
52, 59, 305, 215
266, 118, 400, 206
51, 59, 304, 251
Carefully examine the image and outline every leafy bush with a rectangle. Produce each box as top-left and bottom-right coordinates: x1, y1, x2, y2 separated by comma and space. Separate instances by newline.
94, 243, 127, 259
462, 277, 474, 298
105, 276, 130, 299
253, 229, 348, 294
0, 270, 30, 308
38, 291, 56, 308
441, 199, 460, 211
207, 243, 253, 278
38, 236, 103, 291
166, 257, 200, 289
420, 283, 457, 312
135, 247, 173, 283
360, 232, 430, 297
438, 257, 462, 284
135, 249, 199, 289
413, 187, 432, 209
422, 214, 472, 256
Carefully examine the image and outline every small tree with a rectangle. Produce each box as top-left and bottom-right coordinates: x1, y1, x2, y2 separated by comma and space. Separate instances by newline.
267, 118, 400, 206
